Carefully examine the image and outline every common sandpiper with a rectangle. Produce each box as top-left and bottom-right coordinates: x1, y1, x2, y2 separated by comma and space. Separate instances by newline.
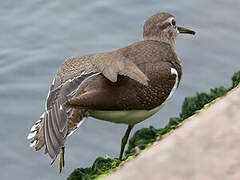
27, 12, 195, 172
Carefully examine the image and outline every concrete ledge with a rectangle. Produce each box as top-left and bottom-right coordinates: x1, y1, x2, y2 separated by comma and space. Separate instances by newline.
105, 86, 240, 180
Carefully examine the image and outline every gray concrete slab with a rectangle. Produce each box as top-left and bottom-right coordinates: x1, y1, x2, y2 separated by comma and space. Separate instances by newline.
105, 86, 240, 180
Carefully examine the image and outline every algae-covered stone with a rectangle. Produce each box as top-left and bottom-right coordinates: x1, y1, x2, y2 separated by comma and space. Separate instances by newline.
91, 157, 121, 175
125, 126, 158, 157
168, 117, 182, 126
68, 168, 92, 180
68, 158, 121, 180
180, 87, 228, 120
231, 71, 240, 89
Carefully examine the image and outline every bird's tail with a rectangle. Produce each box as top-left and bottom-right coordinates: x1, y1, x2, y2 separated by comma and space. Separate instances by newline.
27, 113, 46, 152
27, 109, 87, 172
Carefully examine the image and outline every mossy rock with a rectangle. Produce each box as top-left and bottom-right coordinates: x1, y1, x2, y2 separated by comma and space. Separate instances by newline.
231, 71, 240, 89
179, 87, 228, 120
125, 126, 159, 157
68, 71, 240, 180
68, 157, 121, 180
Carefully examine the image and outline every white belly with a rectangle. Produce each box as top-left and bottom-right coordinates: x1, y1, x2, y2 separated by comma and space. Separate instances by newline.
89, 67, 179, 125
89, 104, 165, 125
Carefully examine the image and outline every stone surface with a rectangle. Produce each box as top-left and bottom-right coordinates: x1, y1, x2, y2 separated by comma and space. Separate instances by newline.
105, 86, 240, 180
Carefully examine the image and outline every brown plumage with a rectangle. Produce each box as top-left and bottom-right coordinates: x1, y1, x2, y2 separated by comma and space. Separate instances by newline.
65, 40, 182, 110
27, 12, 195, 172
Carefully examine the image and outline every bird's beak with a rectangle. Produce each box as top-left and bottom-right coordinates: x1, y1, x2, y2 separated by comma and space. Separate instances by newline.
177, 26, 195, 35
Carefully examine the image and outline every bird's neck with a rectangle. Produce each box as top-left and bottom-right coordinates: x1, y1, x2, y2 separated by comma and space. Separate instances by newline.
143, 35, 176, 48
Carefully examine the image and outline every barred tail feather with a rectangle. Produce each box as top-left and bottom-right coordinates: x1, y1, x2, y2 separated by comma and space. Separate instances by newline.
27, 113, 46, 151
27, 72, 95, 169
27, 109, 87, 160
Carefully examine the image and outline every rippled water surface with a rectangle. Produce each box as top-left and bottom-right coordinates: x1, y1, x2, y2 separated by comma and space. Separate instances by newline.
0, 0, 239, 179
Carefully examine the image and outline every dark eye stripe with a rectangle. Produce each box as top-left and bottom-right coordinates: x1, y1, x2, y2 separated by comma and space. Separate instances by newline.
161, 22, 171, 30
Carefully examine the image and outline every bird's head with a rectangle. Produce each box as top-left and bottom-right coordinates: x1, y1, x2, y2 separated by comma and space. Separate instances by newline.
143, 12, 195, 46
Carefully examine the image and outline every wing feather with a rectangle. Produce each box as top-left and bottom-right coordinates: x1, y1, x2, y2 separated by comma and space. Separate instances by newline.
44, 112, 57, 159
43, 72, 99, 159
48, 109, 61, 153
50, 105, 64, 145
90, 52, 149, 86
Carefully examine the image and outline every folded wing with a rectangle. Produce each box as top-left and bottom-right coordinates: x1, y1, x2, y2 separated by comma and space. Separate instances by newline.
90, 52, 149, 86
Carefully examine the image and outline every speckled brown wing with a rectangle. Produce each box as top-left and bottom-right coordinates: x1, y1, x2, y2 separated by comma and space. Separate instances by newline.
65, 40, 181, 111
54, 40, 180, 90
66, 58, 179, 111
65, 74, 122, 110
54, 52, 149, 89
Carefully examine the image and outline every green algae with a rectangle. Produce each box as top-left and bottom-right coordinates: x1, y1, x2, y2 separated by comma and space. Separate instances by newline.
67, 158, 121, 180
124, 126, 172, 157
231, 71, 240, 89
68, 71, 240, 180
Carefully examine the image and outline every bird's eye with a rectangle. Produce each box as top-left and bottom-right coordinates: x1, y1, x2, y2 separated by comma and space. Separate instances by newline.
171, 19, 176, 26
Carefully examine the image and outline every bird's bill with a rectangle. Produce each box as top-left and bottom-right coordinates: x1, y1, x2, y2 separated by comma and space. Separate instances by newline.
177, 26, 195, 35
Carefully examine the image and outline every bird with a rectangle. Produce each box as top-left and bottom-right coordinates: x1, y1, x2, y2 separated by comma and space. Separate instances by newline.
27, 12, 195, 172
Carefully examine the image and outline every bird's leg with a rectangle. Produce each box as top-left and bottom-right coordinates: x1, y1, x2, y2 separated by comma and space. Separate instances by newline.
59, 146, 65, 173
119, 125, 134, 160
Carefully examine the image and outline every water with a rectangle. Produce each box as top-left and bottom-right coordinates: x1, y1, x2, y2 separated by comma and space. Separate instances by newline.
0, 0, 239, 179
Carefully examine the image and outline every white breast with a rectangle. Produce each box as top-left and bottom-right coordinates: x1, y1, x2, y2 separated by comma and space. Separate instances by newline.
167, 68, 179, 101
89, 67, 179, 125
